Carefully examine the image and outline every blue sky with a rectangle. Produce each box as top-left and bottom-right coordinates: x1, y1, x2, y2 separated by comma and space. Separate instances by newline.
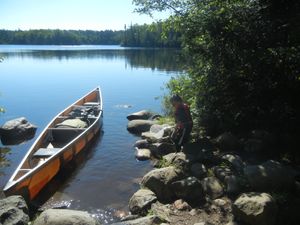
0, 0, 169, 31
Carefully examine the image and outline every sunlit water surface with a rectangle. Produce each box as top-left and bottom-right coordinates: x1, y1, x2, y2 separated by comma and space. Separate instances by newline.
0, 45, 182, 223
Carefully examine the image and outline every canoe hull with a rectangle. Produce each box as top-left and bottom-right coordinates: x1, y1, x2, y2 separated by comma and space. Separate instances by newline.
3, 88, 103, 201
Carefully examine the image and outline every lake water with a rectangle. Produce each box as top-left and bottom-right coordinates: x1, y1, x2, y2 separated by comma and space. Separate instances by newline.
0, 45, 182, 223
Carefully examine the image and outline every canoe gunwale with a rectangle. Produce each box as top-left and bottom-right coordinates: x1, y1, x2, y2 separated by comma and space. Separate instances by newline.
3, 87, 103, 193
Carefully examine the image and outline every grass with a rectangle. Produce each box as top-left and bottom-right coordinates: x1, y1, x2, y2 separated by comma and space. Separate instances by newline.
157, 116, 175, 125
156, 158, 172, 168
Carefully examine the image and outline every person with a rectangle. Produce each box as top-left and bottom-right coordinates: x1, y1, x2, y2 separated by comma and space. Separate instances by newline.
170, 94, 193, 151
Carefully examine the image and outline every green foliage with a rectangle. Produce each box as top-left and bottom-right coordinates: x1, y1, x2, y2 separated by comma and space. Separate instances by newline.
135, 0, 300, 135
157, 116, 175, 125
156, 158, 172, 168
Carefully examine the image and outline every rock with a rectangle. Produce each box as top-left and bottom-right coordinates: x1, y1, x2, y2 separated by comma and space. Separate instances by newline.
149, 124, 168, 133
127, 120, 156, 134
173, 199, 192, 211
134, 139, 149, 149
171, 177, 204, 203
151, 202, 172, 223
111, 215, 164, 225
135, 148, 151, 161
127, 110, 155, 121
129, 189, 157, 215
141, 166, 184, 202
221, 154, 245, 172
163, 152, 189, 169
190, 163, 207, 179
0, 195, 29, 225
213, 166, 233, 182
244, 138, 265, 153
186, 148, 216, 164
233, 192, 277, 225
201, 177, 224, 199
215, 132, 240, 151
224, 175, 241, 194
150, 143, 177, 157
33, 209, 99, 225
244, 160, 295, 191
0, 117, 37, 145
194, 223, 206, 225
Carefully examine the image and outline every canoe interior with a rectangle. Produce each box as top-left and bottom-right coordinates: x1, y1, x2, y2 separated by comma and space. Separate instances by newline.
10, 89, 102, 184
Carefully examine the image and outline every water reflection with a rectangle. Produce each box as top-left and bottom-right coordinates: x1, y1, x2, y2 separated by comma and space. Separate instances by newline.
0, 147, 11, 176
1, 48, 184, 72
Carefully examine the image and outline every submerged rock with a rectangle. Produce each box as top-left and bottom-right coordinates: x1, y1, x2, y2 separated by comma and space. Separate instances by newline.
33, 209, 99, 225
127, 110, 155, 121
0, 195, 29, 225
0, 117, 37, 145
129, 189, 157, 215
127, 120, 156, 134
233, 192, 277, 225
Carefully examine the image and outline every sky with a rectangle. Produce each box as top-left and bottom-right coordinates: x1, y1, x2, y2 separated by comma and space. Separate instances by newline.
0, 0, 169, 31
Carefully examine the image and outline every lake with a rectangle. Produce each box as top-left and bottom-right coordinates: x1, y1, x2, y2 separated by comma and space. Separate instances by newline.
0, 45, 182, 223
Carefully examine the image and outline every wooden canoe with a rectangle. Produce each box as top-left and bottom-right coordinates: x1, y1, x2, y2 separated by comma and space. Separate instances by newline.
3, 87, 103, 201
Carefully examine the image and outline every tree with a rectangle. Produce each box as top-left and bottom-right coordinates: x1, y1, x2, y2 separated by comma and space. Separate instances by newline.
133, 0, 300, 135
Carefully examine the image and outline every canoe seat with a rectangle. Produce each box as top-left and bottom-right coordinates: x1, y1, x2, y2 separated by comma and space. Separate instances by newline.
84, 102, 99, 106
33, 148, 61, 158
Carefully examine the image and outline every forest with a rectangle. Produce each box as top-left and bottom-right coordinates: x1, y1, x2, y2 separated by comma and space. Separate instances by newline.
0, 22, 181, 47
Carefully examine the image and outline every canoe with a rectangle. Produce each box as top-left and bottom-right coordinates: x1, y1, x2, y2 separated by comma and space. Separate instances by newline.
3, 87, 103, 201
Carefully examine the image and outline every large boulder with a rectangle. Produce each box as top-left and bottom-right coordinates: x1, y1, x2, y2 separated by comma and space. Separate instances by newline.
244, 139, 265, 153
0, 117, 37, 145
213, 166, 240, 195
135, 148, 151, 161
134, 139, 149, 149
190, 163, 207, 179
127, 110, 155, 121
171, 176, 204, 203
244, 160, 295, 191
149, 143, 177, 157
141, 125, 173, 143
163, 152, 189, 169
112, 215, 164, 225
129, 189, 157, 215
215, 132, 240, 151
33, 209, 99, 225
141, 166, 184, 202
0, 195, 29, 225
127, 120, 156, 134
221, 154, 245, 172
201, 177, 224, 199
233, 192, 277, 225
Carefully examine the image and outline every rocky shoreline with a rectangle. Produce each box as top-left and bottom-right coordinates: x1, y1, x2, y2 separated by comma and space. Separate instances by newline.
120, 110, 300, 225
0, 110, 299, 225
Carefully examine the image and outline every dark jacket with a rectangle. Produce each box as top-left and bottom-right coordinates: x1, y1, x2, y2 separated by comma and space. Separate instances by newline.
174, 103, 193, 130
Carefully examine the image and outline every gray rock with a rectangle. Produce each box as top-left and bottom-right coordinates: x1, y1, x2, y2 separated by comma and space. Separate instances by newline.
201, 177, 224, 199
33, 209, 99, 225
215, 132, 240, 151
134, 139, 149, 149
244, 160, 295, 191
151, 202, 172, 223
224, 175, 241, 194
150, 143, 177, 157
127, 110, 155, 121
244, 138, 265, 153
221, 154, 245, 172
173, 199, 192, 211
171, 177, 204, 202
233, 192, 277, 225
135, 148, 151, 161
190, 163, 207, 179
141, 166, 184, 202
0, 117, 37, 145
112, 215, 164, 225
129, 189, 157, 215
149, 124, 168, 133
127, 120, 156, 134
187, 148, 216, 164
163, 152, 189, 169
0, 195, 29, 225
213, 166, 233, 181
